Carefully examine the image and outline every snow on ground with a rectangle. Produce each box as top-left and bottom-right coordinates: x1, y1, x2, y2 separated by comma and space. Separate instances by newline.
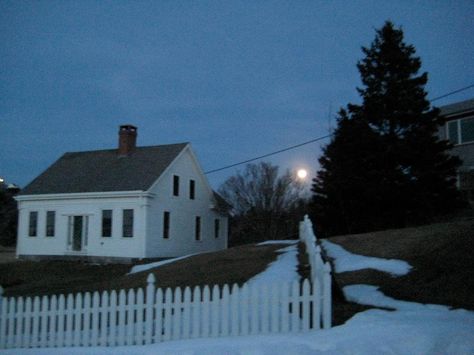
321, 239, 411, 276
6, 306, 473, 355
4, 238, 474, 354
344, 284, 449, 312
248, 242, 299, 285
128, 254, 196, 275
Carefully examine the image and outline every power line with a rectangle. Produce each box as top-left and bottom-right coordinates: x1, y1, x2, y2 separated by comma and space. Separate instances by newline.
430, 83, 474, 102
204, 134, 332, 174
205, 84, 474, 175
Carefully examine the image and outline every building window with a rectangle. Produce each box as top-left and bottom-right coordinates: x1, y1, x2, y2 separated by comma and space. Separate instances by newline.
461, 117, 474, 143
29, 211, 38, 237
46, 211, 55, 237
214, 219, 220, 239
163, 211, 170, 239
123, 209, 134, 238
173, 175, 180, 196
447, 120, 459, 144
195, 216, 201, 241
189, 179, 195, 200
447, 117, 474, 145
102, 210, 112, 237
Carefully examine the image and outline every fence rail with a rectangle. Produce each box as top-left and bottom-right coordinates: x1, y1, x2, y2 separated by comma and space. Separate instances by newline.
299, 214, 332, 328
0, 216, 332, 349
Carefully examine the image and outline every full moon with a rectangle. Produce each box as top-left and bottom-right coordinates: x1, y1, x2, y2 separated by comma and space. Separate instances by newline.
297, 169, 308, 179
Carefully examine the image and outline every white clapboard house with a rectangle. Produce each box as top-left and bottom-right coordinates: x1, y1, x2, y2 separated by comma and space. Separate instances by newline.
15, 125, 229, 263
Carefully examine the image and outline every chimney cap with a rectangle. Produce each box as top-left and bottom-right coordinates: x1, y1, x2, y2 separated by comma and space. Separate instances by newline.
120, 124, 137, 131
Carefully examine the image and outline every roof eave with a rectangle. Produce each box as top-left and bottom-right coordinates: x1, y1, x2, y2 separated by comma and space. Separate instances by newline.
15, 190, 155, 202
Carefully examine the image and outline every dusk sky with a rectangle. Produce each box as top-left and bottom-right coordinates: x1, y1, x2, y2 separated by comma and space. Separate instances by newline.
1, 1, 473, 190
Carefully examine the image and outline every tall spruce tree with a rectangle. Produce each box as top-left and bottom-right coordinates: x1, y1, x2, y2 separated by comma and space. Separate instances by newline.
312, 21, 462, 236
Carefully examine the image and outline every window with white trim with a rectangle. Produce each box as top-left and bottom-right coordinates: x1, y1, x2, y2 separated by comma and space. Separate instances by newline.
163, 211, 170, 239
214, 219, 220, 239
446, 116, 474, 145
46, 211, 55, 237
173, 175, 180, 196
102, 210, 112, 237
189, 179, 195, 200
195, 216, 201, 241
122, 209, 134, 238
29, 211, 38, 237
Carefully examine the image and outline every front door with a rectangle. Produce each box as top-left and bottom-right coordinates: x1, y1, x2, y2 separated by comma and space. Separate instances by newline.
68, 215, 88, 252
72, 216, 83, 251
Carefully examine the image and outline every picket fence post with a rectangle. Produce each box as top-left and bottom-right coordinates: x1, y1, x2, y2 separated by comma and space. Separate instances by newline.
301, 279, 311, 332
117, 290, 126, 346
172, 287, 182, 340
47, 295, 56, 348
299, 221, 304, 241
126, 289, 135, 345
323, 262, 332, 329
144, 274, 155, 345
183, 287, 192, 339
210, 285, 219, 337
202, 286, 211, 338
153, 288, 163, 343
40, 295, 48, 347
136, 288, 145, 345
109, 291, 117, 346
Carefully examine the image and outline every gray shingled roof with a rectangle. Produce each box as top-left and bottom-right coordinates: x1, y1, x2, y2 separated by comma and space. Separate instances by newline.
20, 143, 188, 195
439, 98, 474, 117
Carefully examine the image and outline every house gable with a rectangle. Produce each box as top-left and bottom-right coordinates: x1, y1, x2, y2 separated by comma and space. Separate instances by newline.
147, 144, 217, 205
144, 146, 228, 258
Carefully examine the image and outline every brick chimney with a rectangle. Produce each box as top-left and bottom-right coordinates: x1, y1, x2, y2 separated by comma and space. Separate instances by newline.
118, 124, 137, 156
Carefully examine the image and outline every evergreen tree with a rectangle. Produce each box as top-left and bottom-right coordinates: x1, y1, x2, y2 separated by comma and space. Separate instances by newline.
312, 109, 390, 235
0, 188, 18, 246
312, 21, 462, 236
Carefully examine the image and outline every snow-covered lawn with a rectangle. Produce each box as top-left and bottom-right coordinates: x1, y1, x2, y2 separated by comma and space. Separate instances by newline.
4, 239, 474, 354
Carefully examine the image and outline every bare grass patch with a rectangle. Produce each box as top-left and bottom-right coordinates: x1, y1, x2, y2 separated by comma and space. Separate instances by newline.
0, 243, 288, 298
327, 219, 474, 310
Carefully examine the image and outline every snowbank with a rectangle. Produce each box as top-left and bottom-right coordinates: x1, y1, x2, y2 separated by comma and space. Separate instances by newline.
344, 284, 449, 311
321, 239, 412, 276
5, 306, 473, 355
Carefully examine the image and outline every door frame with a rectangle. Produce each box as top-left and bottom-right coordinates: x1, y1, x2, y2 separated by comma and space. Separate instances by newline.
67, 215, 89, 253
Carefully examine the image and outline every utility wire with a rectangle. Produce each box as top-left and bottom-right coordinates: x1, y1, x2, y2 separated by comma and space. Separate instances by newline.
204, 134, 332, 174
430, 83, 474, 102
204, 84, 474, 175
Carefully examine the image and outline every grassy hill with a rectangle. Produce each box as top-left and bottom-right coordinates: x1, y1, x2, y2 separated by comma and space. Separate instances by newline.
326, 218, 474, 311
0, 243, 289, 297
2, 218, 472, 328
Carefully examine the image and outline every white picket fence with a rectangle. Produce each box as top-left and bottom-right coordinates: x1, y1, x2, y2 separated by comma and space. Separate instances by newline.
299, 214, 332, 327
0, 217, 332, 350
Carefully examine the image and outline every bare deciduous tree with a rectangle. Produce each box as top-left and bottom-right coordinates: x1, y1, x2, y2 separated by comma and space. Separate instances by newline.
219, 162, 305, 244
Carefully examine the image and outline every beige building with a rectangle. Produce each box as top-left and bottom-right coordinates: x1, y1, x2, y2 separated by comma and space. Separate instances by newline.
439, 98, 474, 202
